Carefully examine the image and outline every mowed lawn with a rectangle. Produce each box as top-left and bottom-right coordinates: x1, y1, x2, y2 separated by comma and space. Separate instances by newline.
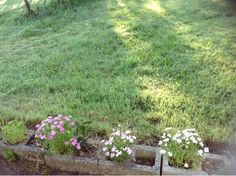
0, 0, 235, 143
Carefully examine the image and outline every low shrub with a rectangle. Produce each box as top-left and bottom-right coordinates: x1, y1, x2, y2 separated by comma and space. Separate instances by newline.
35, 114, 83, 154
3, 149, 18, 161
159, 127, 209, 169
102, 126, 136, 162
2, 120, 27, 144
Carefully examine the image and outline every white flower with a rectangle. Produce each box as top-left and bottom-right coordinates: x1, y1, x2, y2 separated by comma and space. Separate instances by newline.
175, 133, 182, 138
103, 147, 107, 152
168, 152, 173, 157
112, 130, 120, 136
184, 163, 189, 168
198, 149, 203, 156
190, 136, 195, 142
108, 138, 113, 145
125, 130, 131, 134
116, 151, 122, 157
121, 134, 127, 140
163, 138, 169, 142
129, 138, 134, 143
199, 142, 204, 147
167, 134, 171, 138
160, 149, 166, 154
132, 136, 136, 140
165, 127, 172, 131
162, 133, 166, 138
127, 148, 132, 155
105, 152, 110, 156
176, 139, 182, 143
110, 153, 115, 158
158, 140, 163, 145
197, 137, 202, 141
190, 136, 197, 143
123, 147, 128, 151
204, 147, 209, 153
111, 146, 116, 152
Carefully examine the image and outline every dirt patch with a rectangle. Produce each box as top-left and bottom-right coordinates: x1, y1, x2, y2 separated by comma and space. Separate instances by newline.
0, 156, 80, 175
204, 140, 230, 154
77, 143, 98, 158
135, 157, 155, 166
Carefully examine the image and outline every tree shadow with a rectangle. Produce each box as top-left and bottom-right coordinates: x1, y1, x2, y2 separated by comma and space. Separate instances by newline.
0, 0, 235, 142
106, 0, 236, 141
0, 0, 157, 139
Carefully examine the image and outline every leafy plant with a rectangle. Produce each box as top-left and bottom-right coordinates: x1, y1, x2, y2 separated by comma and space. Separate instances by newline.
2, 120, 27, 144
159, 127, 209, 169
76, 119, 91, 141
35, 114, 83, 154
102, 126, 136, 162
2, 149, 18, 161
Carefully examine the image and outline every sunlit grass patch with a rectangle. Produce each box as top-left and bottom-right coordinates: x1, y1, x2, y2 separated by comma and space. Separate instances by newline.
0, 0, 235, 143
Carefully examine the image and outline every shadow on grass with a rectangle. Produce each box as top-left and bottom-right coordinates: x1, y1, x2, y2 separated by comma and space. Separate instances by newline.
106, 0, 236, 142
0, 0, 235, 142
0, 0, 157, 140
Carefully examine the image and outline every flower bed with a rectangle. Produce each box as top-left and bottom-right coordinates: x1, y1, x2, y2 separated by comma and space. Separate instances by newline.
0, 117, 232, 175
0, 134, 231, 175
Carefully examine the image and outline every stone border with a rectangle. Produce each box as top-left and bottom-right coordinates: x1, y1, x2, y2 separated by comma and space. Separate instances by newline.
0, 138, 231, 175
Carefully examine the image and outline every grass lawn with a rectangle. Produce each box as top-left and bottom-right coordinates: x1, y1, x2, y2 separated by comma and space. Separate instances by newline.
0, 0, 235, 143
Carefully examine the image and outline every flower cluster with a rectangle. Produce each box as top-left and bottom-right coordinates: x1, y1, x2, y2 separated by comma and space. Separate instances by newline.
102, 127, 136, 162
159, 127, 209, 168
35, 114, 80, 154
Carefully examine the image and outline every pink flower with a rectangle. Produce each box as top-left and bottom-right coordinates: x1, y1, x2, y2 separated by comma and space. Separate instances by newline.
64, 116, 70, 121
39, 135, 46, 140
59, 121, 64, 125
57, 114, 63, 119
48, 135, 54, 141
51, 130, 56, 136
47, 119, 53, 123
70, 121, 75, 126
76, 143, 81, 150
53, 121, 58, 125
35, 124, 40, 128
51, 125, 55, 129
71, 139, 77, 146
57, 125, 62, 129
59, 127, 65, 133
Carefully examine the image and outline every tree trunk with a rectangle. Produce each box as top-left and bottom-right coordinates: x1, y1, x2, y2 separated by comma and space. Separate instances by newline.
23, 0, 35, 16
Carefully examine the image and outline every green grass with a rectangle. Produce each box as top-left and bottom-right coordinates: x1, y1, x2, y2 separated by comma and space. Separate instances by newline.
0, 0, 235, 143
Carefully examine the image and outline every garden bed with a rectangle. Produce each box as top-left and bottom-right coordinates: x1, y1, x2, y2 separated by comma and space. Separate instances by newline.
0, 132, 231, 175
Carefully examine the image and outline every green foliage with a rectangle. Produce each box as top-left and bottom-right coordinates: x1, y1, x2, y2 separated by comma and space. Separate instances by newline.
0, 0, 235, 143
2, 149, 18, 161
159, 128, 209, 169
77, 119, 91, 141
46, 132, 75, 154
102, 127, 136, 162
35, 115, 81, 154
2, 121, 27, 145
